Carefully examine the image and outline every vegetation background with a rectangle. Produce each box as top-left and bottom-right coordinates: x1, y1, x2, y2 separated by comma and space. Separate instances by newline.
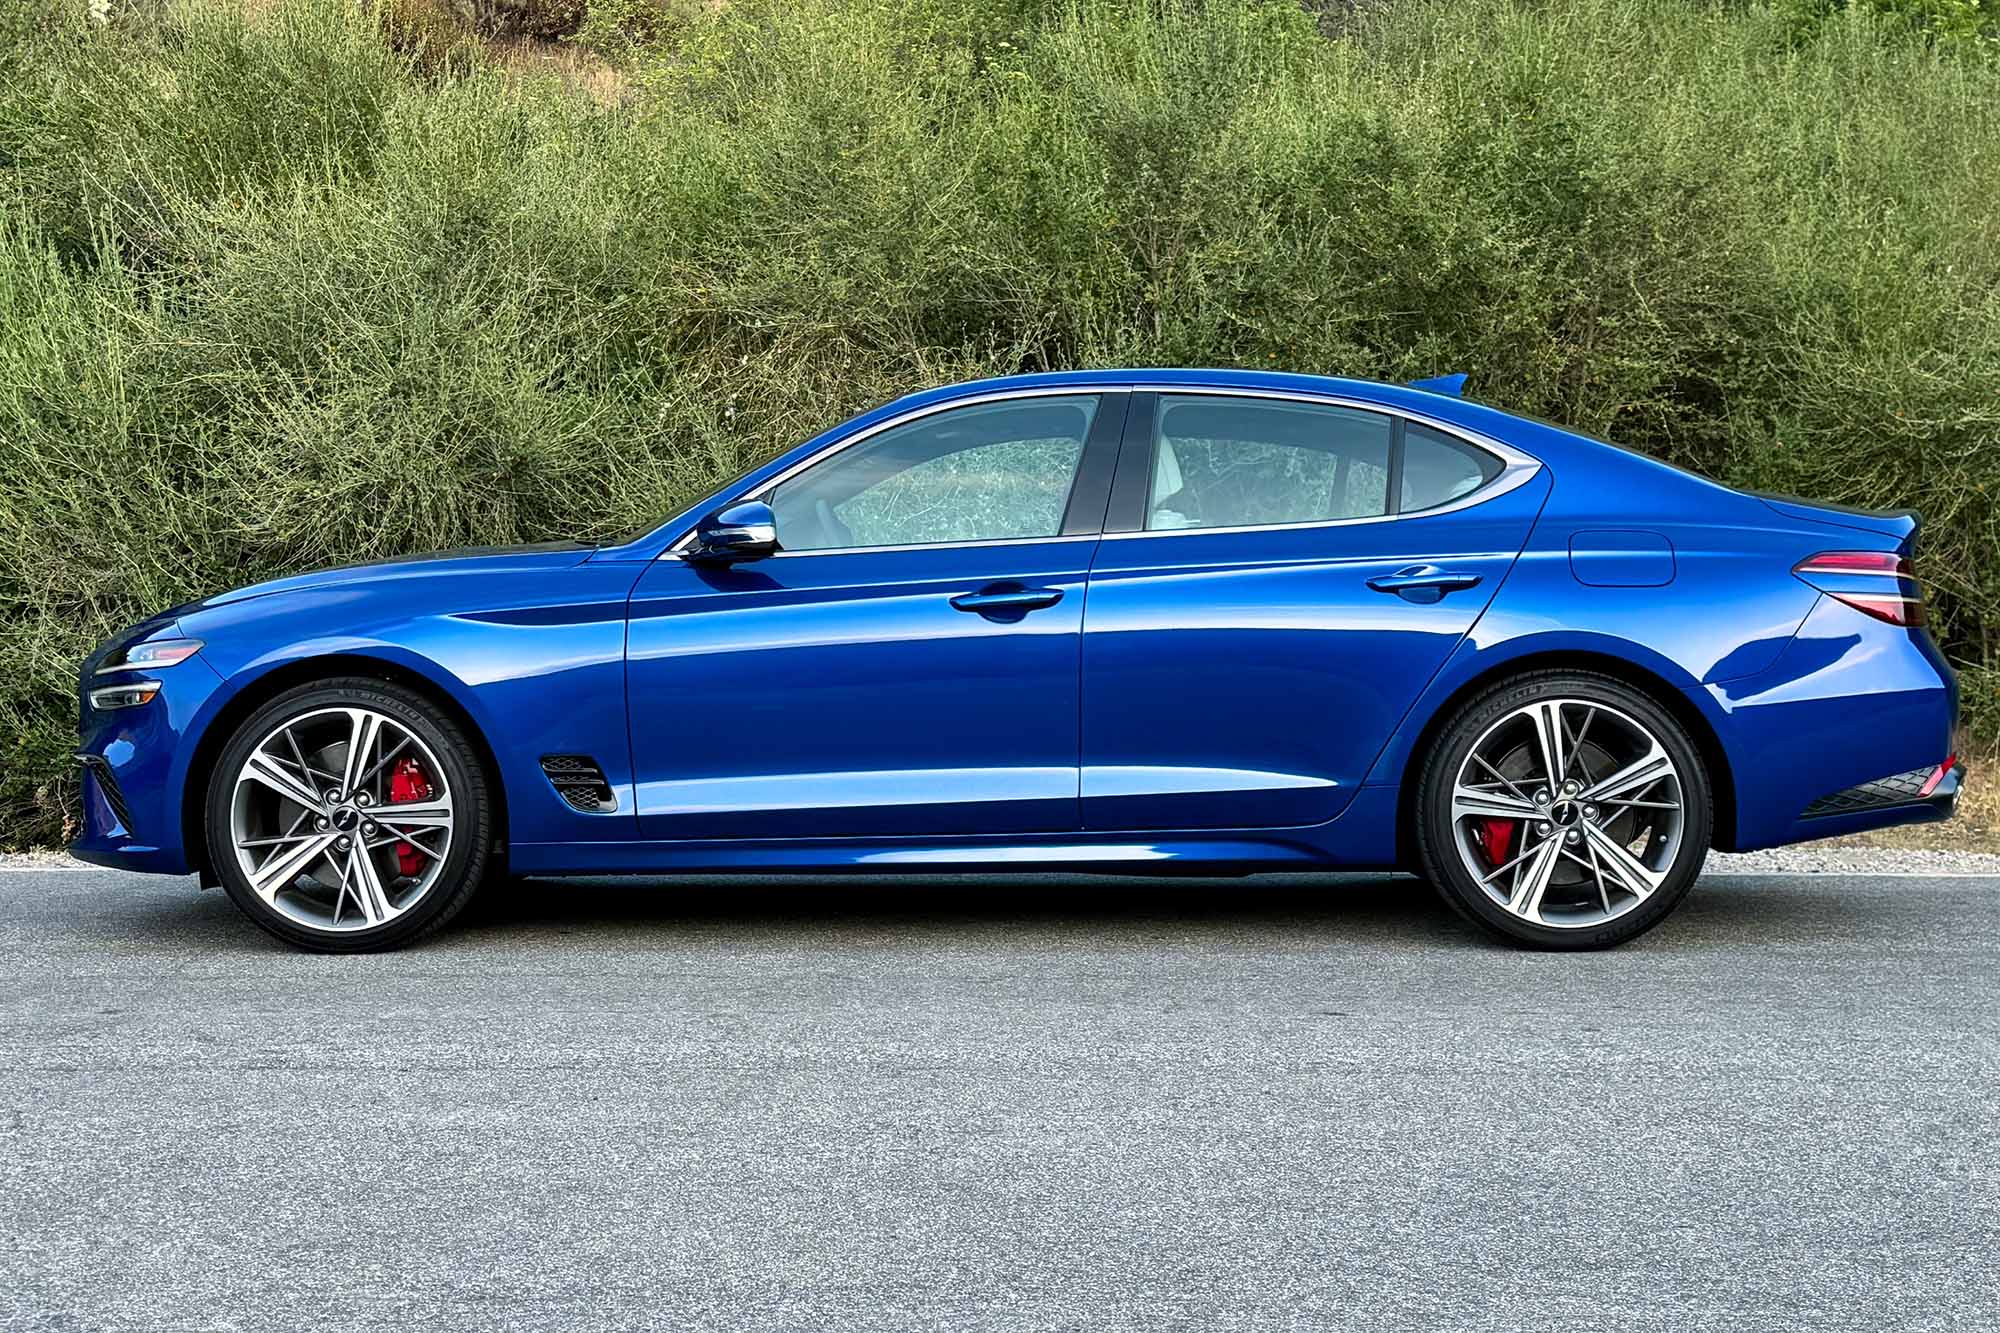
2, 0, 1997, 847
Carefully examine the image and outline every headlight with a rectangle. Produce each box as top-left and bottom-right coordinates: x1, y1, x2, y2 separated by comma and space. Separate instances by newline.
95, 638, 203, 675
88, 681, 163, 710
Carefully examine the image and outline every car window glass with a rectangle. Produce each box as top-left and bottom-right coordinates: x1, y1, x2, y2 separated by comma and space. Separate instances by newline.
769, 396, 1097, 551
1400, 421, 1502, 512
1147, 396, 1391, 531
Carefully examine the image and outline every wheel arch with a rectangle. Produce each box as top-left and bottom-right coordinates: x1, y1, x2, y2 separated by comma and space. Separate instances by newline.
180, 653, 508, 883
1393, 649, 1738, 864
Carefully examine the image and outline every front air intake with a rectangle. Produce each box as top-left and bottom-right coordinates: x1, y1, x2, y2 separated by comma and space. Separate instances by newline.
77, 754, 134, 833
539, 755, 616, 812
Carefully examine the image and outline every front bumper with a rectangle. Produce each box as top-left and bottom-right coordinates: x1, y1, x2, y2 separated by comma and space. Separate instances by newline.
70, 645, 227, 878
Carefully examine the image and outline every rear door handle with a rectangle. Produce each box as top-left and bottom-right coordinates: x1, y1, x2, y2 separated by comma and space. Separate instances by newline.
950, 585, 1065, 616
1367, 565, 1483, 604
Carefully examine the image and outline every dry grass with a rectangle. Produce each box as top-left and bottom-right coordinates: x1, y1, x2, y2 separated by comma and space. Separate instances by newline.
483, 30, 628, 102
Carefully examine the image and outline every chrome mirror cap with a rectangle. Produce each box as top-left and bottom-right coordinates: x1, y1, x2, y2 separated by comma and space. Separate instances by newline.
687, 501, 779, 563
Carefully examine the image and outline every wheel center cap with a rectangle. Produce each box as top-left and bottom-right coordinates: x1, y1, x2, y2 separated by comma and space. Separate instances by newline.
331, 806, 359, 831
1551, 801, 1580, 827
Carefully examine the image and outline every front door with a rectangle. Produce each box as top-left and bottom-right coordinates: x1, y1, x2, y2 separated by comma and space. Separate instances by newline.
626, 392, 1123, 840
1080, 392, 1549, 831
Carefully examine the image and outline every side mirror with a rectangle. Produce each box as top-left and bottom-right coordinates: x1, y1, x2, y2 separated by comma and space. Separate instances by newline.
688, 500, 778, 563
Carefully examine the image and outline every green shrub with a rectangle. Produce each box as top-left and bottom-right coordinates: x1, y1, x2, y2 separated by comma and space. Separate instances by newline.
2, 0, 1998, 846
1774, 0, 2000, 49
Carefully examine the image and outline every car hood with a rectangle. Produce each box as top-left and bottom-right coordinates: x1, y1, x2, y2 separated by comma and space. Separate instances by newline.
192, 542, 597, 609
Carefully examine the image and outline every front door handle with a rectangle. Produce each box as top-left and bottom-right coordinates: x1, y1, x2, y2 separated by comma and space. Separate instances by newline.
950, 585, 1065, 616
1367, 565, 1483, 604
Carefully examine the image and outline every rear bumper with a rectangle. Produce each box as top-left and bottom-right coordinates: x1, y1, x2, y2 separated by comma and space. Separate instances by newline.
1703, 597, 1958, 852
1775, 758, 1963, 844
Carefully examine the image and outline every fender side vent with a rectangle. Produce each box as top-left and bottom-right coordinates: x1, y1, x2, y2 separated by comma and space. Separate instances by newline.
539, 755, 616, 813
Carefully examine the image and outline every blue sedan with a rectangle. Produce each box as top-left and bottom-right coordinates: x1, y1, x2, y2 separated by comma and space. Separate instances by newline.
73, 369, 1962, 951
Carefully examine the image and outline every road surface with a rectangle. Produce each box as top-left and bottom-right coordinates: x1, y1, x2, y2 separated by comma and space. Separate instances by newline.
3, 865, 1995, 1330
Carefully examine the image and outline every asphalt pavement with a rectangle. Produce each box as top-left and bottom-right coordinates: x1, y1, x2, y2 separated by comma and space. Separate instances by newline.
2, 864, 1995, 1331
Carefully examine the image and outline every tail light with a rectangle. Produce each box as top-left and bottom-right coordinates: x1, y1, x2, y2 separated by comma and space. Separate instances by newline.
1919, 754, 1957, 799
1793, 551, 1926, 627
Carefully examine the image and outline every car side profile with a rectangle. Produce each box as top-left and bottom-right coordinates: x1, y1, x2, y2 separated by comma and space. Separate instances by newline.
73, 369, 1962, 951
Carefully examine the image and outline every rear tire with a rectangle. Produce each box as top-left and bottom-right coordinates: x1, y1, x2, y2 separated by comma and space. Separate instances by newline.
205, 676, 492, 953
1414, 670, 1711, 949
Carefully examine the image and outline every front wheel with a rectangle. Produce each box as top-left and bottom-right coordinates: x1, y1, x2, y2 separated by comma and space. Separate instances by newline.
205, 677, 493, 952
1414, 671, 1712, 949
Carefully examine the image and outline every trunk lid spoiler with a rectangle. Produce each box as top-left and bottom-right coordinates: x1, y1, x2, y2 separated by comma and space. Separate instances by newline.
1755, 492, 1919, 548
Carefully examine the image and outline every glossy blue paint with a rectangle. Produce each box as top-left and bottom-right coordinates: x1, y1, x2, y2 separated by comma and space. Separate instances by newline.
1569, 529, 1675, 587
1078, 472, 1549, 830
72, 368, 1960, 882
626, 537, 1093, 839
1407, 373, 1469, 397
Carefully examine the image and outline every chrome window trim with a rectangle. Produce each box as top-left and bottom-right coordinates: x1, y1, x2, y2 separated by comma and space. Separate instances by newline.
664, 383, 1542, 560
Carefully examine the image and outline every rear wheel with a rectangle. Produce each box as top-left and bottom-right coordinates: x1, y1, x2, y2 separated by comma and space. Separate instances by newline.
205, 677, 492, 952
1414, 671, 1711, 949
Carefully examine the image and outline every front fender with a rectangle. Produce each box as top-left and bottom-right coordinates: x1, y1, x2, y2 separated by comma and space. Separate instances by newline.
174, 569, 640, 857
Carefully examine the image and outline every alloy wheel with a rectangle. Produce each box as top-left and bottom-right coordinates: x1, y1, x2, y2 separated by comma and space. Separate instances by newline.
1448, 698, 1685, 930
227, 706, 455, 933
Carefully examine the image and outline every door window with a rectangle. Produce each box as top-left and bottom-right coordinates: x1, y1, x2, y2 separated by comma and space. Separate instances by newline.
769, 396, 1098, 552
1146, 397, 1392, 531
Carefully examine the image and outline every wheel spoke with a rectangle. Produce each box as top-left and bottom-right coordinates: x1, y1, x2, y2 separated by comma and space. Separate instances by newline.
1581, 834, 1612, 915
344, 842, 393, 926
338, 710, 383, 801
1580, 819, 1665, 899
1471, 754, 1535, 805
238, 831, 320, 849
1582, 743, 1673, 805
1504, 836, 1564, 923
352, 734, 413, 803
1476, 835, 1546, 887
1557, 839, 1617, 915
1527, 702, 1566, 789
241, 751, 330, 815
1566, 707, 1596, 781
367, 830, 442, 863
280, 724, 337, 789
248, 831, 340, 900
1452, 783, 1540, 822
374, 800, 451, 832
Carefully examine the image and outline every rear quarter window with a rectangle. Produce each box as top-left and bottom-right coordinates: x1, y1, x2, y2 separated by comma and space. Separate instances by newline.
1399, 422, 1503, 513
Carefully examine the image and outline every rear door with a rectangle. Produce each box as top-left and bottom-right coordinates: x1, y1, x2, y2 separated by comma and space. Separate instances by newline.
1079, 391, 1550, 831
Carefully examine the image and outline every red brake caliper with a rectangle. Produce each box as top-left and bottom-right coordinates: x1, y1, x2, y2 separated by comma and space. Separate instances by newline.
387, 756, 432, 877
1475, 818, 1516, 868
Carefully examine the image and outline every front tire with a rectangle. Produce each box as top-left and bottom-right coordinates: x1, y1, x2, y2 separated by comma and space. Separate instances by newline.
205, 676, 493, 953
1414, 670, 1712, 950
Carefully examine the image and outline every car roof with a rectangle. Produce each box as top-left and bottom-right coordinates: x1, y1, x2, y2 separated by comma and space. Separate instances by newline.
887, 367, 1456, 413
870, 368, 1551, 447
873, 368, 1744, 502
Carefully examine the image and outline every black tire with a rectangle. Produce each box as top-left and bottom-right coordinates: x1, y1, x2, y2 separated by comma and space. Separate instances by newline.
205, 676, 493, 953
1413, 669, 1712, 950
